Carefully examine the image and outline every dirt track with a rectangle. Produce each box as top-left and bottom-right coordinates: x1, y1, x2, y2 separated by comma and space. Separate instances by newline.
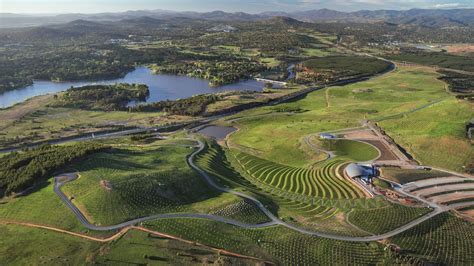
0, 220, 271, 264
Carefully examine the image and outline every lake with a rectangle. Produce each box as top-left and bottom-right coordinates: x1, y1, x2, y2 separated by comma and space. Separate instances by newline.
0, 67, 265, 109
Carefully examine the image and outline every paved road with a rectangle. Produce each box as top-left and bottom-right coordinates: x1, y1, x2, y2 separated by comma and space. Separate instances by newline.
54, 138, 473, 242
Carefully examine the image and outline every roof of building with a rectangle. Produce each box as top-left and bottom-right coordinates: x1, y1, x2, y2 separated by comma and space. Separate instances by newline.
345, 163, 374, 178
320, 133, 336, 139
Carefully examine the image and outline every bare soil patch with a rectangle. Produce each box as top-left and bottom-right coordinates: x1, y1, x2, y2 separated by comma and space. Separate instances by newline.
0, 95, 53, 128
445, 44, 474, 54
99, 180, 113, 191
342, 129, 378, 140
362, 140, 398, 161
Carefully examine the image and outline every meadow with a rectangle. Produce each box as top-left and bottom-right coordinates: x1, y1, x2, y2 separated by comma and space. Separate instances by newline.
0, 224, 100, 265
227, 65, 471, 173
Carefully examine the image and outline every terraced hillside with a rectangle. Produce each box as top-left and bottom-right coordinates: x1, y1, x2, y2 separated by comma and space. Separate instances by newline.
231, 151, 366, 199
195, 140, 388, 236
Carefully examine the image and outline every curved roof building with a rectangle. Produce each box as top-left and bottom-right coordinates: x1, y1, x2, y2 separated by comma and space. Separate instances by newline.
345, 163, 374, 178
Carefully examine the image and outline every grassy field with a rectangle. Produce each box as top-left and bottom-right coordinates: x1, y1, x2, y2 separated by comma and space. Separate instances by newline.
0, 224, 100, 265
0, 96, 170, 149
378, 98, 473, 172
0, 177, 87, 232
95, 229, 258, 265
227, 65, 452, 168
317, 139, 379, 161
0, 224, 257, 265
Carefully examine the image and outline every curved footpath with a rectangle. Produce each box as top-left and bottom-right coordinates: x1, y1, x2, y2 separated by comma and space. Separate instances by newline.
53, 138, 473, 242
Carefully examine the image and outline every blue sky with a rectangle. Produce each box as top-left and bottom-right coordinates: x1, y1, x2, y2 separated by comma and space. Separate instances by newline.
2, 0, 473, 14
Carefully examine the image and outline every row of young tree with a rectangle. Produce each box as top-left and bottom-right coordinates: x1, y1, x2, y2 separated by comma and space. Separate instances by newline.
0, 142, 107, 197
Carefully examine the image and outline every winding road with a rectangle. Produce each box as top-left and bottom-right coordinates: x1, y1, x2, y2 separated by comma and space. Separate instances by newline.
53, 138, 473, 242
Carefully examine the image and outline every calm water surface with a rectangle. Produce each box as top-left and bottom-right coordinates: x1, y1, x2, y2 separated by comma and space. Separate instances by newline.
0, 67, 265, 108
197, 125, 237, 140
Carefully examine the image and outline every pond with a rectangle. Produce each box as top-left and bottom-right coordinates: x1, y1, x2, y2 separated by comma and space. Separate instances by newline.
197, 125, 237, 140
0, 67, 265, 109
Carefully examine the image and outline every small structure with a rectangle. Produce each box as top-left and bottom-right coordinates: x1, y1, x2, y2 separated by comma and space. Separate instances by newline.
345, 163, 376, 184
319, 133, 336, 140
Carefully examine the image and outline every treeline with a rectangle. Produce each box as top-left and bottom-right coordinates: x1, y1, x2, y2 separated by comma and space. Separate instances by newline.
313, 22, 474, 45
53, 83, 149, 111
130, 94, 219, 116
0, 142, 107, 197
386, 51, 474, 72
438, 70, 474, 95
0, 44, 215, 94
297, 56, 391, 84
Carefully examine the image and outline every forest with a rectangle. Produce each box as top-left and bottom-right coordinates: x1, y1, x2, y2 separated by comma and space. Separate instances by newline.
130, 94, 219, 116
296, 56, 391, 84
386, 51, 474, 72
52, 83, 149, 111
151, 58, 265, 87
438, 70, 474, 95
0, 143, 107, 197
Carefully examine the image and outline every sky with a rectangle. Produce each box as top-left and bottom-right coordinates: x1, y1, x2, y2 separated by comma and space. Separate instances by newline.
1, 0, 473, 14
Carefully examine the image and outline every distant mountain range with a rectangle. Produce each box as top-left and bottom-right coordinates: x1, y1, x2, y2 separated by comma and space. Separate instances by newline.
1, 8, 473, 28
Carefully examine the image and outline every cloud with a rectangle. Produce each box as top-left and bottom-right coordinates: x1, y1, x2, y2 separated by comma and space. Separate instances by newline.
433, 2, 462, 8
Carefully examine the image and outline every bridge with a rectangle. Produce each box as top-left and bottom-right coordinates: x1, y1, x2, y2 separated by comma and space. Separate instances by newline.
255, 78, 287, 86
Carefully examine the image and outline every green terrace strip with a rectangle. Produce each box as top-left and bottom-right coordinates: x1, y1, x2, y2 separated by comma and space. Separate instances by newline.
231, 152, 364, 199
196, 140, 388, 211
